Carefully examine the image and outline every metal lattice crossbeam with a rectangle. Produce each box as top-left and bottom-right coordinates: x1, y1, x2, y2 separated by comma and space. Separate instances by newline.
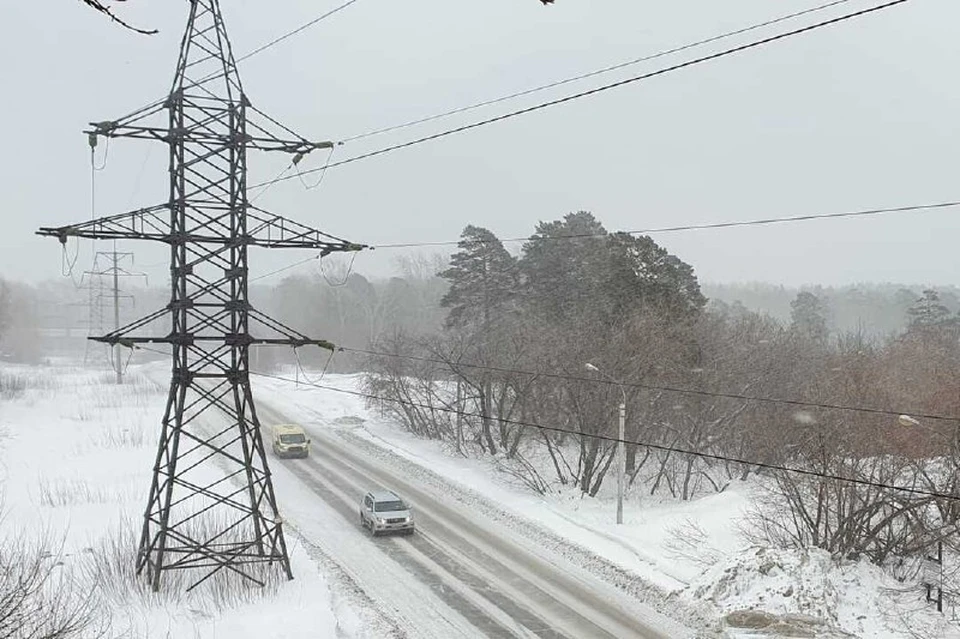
37, 0, 364, 592
39, 205, 361, 251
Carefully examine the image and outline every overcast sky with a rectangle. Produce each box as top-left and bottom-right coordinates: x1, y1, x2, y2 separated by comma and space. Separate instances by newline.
3, 0, 958, 289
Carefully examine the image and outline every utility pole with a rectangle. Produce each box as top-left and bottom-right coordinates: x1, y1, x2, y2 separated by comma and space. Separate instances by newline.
38, 0, 366, 591
83, 248, 146, 383
112, 252, 120, 382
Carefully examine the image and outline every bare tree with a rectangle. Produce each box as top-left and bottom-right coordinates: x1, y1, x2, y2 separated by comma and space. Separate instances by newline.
363, 331, 458, 442
0, 530, 107, 639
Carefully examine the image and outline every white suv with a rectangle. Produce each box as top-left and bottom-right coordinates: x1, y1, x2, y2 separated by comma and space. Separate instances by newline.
359, 490, 415, 536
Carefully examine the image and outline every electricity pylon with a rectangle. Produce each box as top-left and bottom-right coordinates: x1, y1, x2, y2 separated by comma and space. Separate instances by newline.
38, 0, 365, 591
83, 248, 146, 382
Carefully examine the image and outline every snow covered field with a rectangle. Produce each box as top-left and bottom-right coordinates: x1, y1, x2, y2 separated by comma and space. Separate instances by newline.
0, 365, 373, 638
3, 362, 960, 638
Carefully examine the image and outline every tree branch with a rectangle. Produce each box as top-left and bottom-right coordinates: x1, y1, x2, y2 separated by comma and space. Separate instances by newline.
81, 0, 158, 35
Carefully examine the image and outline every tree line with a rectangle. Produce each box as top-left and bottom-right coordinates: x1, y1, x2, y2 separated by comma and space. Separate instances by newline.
358, 211, 960, 567
706, 281, 960, 339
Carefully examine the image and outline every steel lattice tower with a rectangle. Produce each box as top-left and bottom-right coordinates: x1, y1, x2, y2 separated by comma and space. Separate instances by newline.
38, 0, 364, 591
83, 249, 144, 381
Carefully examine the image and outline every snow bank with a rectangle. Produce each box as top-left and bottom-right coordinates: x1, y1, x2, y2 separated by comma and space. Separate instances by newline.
687, 545, 960, 638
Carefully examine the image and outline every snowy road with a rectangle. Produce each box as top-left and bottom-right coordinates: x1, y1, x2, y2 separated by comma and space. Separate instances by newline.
255, 400, 691, 639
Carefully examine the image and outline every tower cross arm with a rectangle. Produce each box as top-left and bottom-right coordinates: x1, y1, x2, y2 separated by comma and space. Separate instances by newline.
87, 122, 330, 151
246, 137, 334, 154
247, 207, 368, 254
92, 307, 338, 352
85, 112, 334, 153
91, 335, 336, 351
36, 204, 367, 252
85, 100, 169, 143
244, 103, 334, 155
37, 205, 171, 244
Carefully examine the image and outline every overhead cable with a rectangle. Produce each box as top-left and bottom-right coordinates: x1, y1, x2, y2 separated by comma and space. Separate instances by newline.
110, 0, 364, 125
372, 200, 960, 250
240, 198, 960, 284
124, 342, 960, 426
253, 0, 912, 189
337, 346, 960, 424
249, 256, 318, 283
249, 370, 960, 502
236, 0, 364, 65
340, 0, 856, 143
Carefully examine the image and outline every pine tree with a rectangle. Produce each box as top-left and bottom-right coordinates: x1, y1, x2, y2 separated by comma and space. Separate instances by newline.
520, 211, 608, 325
907, 289, 951, 329
604, 232, 706, 323
519, 212, 705, 327
790, 291, 829, 343
439, 226, 519, 329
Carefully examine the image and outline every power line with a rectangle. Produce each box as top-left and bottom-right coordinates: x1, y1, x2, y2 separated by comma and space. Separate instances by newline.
182, 256, 960, 436
241, 198, 959, 284
126, 340, 960, 427
371, 200, 960, 250
236, 0, 364, 65
249, 369, 960, 502
337, 345, 960, 425
240, 196, 960, 287
125, 344, 960, 499
340, 0, 856, 144
254, 0, 912, 189
112, 0, 364, 125
250, 256, 318, 284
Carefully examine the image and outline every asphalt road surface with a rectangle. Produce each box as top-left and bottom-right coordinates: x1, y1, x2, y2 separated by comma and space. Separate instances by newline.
256, 400, 693, 639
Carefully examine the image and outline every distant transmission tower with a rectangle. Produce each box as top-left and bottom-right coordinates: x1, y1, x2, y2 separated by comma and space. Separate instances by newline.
38, 0, 364, 591
83, 247, 146, 383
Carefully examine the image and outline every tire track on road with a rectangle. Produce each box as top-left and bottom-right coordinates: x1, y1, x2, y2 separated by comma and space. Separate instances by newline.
256, 393, 690, 638
281, 457, 544, 638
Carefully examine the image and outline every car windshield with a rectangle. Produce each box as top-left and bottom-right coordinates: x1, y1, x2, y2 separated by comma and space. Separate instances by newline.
374, 500, 406, 512
279, 434, 305, 444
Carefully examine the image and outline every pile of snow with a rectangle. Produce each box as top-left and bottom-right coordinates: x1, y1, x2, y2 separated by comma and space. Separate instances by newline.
686, 545, 960, 638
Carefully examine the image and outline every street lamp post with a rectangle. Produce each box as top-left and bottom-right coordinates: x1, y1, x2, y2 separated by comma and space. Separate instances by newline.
897, 413, 945, 613
586, 362, 626, 525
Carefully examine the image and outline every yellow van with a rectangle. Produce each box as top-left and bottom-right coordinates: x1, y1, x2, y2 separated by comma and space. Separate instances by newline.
271, 423, 310, 459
